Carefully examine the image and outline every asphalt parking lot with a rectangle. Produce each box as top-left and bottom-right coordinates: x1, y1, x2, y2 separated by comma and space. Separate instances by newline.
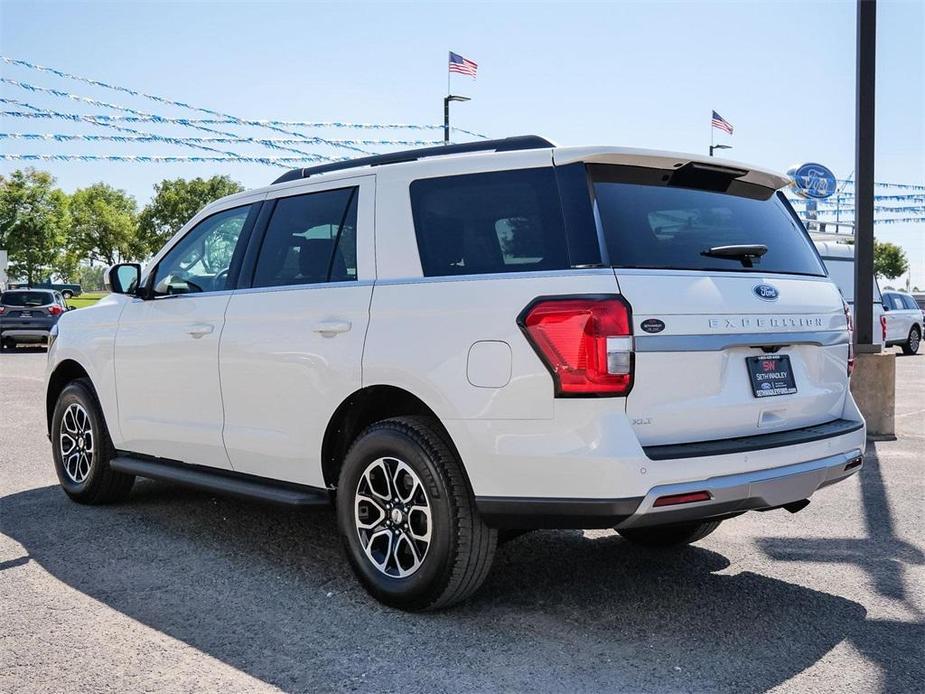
1, 349, 922, 693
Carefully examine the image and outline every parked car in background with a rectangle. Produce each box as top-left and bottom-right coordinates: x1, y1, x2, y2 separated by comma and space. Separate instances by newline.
912, 293, 925, 311
881, 290, 922, 355
814, 241, 886, 349
8, 280, 82, 299
0, 289, 68, 348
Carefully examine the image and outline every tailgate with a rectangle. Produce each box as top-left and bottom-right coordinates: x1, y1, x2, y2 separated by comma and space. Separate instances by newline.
619, 272, 850, 446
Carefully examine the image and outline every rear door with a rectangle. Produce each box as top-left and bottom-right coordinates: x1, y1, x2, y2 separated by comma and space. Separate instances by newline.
219, 175, 374, 487
588, 164, 850, 446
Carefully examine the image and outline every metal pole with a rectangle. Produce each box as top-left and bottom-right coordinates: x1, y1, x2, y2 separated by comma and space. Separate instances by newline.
710, 113, 714, 156
854, 0, 877, 350
444, 96, 450, 145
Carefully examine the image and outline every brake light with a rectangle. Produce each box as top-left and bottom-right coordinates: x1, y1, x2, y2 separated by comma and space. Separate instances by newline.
880, 314, 887, 344
0, 306, 5, 314
48, 304, 64, 316
519, 296, 633, 396
843, 300, 855, 377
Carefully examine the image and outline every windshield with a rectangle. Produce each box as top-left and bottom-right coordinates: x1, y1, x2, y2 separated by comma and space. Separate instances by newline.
591, 167, 826, 276
1, 291, 55, 307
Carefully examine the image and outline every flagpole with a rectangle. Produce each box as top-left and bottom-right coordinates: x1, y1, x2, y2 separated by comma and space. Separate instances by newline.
710, 111, 714, 156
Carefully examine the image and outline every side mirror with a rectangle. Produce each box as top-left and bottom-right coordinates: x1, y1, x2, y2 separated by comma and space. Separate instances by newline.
105, 263, 142, 295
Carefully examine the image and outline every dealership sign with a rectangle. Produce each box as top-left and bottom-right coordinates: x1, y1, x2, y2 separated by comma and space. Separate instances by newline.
789, 163, 837, 199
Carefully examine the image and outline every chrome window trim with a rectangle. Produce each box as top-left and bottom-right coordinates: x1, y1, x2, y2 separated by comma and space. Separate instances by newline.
233, 279, 374, 296
373, 268, 616, 287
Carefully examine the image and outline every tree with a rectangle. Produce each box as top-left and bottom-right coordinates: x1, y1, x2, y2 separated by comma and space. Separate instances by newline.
873, 240, 909, 280
0, 169, 69, 285
138, 175, 243, 254
69, 183, 142, 266
75, 262, 106, 291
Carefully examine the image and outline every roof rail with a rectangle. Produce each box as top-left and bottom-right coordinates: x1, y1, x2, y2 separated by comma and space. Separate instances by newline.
271, 135, 555, 184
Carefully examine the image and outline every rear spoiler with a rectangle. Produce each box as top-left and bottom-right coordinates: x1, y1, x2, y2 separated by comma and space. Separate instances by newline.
553, 147, 790, 192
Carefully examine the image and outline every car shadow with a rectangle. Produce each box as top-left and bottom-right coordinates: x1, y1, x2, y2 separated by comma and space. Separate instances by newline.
2, 481, 868, 693
756, 445, 924, 691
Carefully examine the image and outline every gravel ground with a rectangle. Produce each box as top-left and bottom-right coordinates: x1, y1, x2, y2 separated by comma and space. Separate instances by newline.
1, 348, 922, 693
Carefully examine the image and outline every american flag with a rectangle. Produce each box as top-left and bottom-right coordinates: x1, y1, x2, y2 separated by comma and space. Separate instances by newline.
449, 51, 478, 77
712, 110, 734, 135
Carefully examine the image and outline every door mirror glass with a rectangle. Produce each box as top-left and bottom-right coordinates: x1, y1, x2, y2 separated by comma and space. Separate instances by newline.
105, 263, 141, 295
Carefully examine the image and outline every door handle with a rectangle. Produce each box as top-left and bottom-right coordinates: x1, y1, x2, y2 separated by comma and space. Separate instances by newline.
312, 320, 352, 336
186, 323, 215, 339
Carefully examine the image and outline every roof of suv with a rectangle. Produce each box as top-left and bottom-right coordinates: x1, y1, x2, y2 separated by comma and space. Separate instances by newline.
270, 134, 791, 190
198, 135, 792, 219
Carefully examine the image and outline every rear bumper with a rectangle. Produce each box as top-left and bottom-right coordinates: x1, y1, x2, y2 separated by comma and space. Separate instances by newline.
1, 328, 51, 341
616, 448, 862, 529
476, 448, 863, 529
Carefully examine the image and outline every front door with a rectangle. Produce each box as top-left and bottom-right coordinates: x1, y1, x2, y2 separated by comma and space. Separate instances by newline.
114, 203, 258, 469
219, 176, 374, 487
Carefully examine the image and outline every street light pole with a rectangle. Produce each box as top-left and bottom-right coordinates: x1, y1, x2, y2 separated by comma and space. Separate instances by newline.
443, 95, 471, 144
710, 144, 732, 157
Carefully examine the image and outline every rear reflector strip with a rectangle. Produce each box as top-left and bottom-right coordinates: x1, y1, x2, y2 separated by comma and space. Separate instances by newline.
653, 490, 711, 507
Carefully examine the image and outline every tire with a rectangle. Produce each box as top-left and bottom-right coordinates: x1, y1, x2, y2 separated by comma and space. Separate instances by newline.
51, 378, 134, 504
336, 416, 497, 610
617, 520, 721, 547
902, 326, 920, 355
62, 290, 73, 299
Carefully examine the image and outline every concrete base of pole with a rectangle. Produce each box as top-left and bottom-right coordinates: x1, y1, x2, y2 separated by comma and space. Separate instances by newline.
850, 351, 897, 440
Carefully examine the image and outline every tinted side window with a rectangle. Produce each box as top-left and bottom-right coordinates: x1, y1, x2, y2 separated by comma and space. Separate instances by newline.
410, 168, 570, 277
153, 205, 253, 296
901, 295, 918, 310
252, 187, 358, 288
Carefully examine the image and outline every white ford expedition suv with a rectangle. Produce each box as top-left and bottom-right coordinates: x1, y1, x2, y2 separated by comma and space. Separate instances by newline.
46, 136, 866, 610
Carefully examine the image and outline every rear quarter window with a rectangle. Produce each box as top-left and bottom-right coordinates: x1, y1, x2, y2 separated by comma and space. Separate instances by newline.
410, 168, 572, 277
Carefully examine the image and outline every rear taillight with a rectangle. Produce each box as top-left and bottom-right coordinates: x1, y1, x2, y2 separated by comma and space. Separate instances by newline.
519, 295, 633, 396
880, 315, 887, 344
844, 300, 855, 377
0, 306, 5, 314
48, 304, 64, 316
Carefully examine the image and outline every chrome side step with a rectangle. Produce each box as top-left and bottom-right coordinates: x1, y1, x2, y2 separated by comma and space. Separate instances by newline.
110, 455, 330, 507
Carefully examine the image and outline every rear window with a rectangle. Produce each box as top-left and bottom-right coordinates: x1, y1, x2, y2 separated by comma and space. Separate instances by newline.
410, 168, 572, 277
591, 166, 825, 276
1, 291, 55, 307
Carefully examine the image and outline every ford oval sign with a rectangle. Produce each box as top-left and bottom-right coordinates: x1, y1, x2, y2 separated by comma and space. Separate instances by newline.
790, 162, 837, 199
754, 284, 779, 301
640, 318, 666, 334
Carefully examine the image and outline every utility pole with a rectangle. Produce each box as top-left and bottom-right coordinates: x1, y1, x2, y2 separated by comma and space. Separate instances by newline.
854, 0, 877, 350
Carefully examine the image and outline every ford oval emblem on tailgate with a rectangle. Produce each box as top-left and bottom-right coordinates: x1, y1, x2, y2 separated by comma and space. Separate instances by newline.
753, 284, 779, 301
640, 318, 666, 333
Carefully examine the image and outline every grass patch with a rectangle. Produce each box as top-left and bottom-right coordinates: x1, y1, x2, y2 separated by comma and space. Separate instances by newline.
66, 291, 108, 310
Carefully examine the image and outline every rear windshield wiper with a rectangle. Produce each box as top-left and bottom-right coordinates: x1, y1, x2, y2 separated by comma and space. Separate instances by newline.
701, 244, 768, 268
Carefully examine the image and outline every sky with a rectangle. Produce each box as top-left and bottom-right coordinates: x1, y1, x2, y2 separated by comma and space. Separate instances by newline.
1, 0, 923, 286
